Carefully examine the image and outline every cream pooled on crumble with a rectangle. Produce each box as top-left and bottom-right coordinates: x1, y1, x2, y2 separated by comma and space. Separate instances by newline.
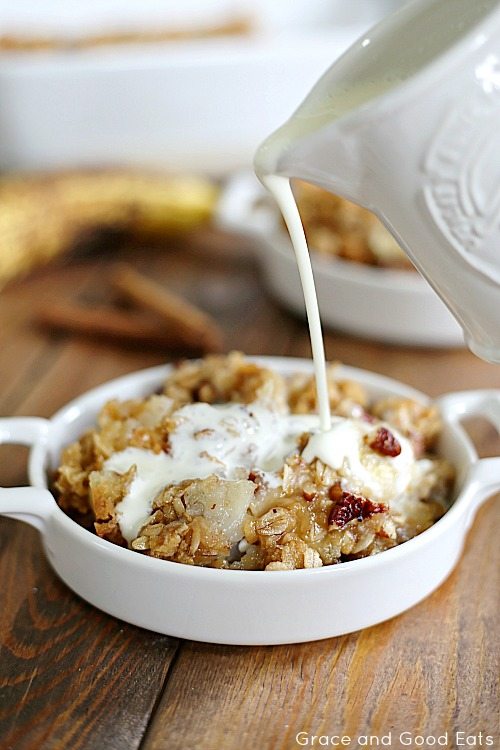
104, 400, 415, 543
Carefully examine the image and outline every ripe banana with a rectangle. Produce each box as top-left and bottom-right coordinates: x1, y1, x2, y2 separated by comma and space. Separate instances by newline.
0, 169, 219, 287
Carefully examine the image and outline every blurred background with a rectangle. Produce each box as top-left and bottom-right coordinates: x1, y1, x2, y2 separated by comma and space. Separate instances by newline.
0, 0, 404, 173
1, 0, 465, 357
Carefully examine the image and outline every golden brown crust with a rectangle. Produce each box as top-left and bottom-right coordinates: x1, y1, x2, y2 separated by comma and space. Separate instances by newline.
89, 469, 133, 546
132, 476, 255, 566
287, 364, 369, 418
294, 181, 413, 270
0, 19, 251, 54
163, 351, 288, 412
371, 397, 442, 456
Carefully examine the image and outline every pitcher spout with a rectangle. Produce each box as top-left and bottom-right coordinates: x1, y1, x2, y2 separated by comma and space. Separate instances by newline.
254, 118, 370, 208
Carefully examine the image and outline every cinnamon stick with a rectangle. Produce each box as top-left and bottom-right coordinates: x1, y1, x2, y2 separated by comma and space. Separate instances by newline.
37, 302, 205, 351
110, 263, 224, 352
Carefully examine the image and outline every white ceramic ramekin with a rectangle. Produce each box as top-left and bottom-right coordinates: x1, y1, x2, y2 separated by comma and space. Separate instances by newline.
216, 174, 464, 346
0, 357, 499, 645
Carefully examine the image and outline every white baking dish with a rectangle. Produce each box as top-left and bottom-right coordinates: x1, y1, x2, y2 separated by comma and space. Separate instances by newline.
216, 174, 464, 346
0, 357, 498, 645
0, 0, 400, 173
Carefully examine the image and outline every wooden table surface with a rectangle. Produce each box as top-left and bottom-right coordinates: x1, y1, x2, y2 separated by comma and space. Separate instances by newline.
0, 230, 498, 750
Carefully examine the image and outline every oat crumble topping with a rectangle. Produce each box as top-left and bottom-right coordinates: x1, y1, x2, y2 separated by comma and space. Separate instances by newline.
54, 352, 454, 570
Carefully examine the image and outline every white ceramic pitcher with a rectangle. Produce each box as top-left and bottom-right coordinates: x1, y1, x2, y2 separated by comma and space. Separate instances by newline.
255, 0, 500, 362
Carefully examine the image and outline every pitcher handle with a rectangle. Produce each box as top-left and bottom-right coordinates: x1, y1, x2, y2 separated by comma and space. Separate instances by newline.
436, 390, 500, 526
0, 418, 54, 531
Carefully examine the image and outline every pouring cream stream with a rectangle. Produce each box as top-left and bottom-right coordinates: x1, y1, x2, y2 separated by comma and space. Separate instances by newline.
260, 175, 332, 432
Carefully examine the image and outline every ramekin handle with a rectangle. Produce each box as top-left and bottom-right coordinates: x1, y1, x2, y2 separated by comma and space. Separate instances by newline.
436, 390, 500, 526
215, 172, 277, 237
0, 417, 54, 531
437, 390, 500, 431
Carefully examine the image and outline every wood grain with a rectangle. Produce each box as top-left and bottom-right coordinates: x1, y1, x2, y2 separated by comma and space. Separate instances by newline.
0, 257, 182, 750
0, 233, 498, 750
141, 501, 499, 750
0, 524, 178, 750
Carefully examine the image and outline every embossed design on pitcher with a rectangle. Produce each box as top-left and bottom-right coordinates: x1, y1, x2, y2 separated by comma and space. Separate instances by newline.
423, 55, 500, 285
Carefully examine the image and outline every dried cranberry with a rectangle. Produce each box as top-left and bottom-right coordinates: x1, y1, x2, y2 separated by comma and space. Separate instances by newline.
328, 491, 386, 528
369, 427, 401, 457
